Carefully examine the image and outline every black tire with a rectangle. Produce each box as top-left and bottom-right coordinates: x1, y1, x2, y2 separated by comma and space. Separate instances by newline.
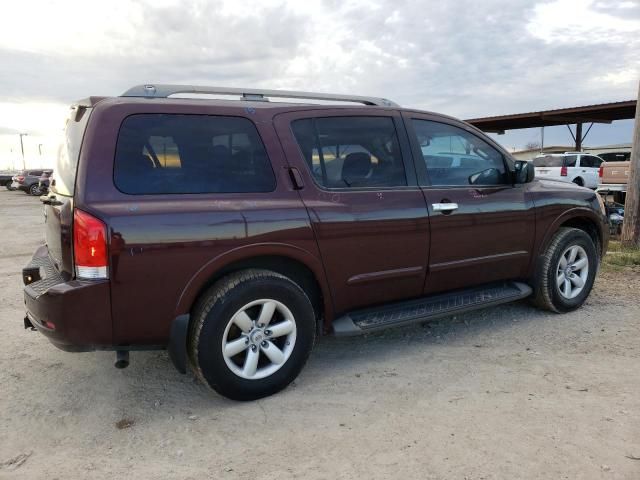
29, 184, 40, 196
531, 227, 598, 313
189, 269, 316, 401
572, 177, 584, 187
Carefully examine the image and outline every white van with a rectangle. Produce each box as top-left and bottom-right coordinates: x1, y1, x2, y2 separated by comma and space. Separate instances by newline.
532, 153, 603, 189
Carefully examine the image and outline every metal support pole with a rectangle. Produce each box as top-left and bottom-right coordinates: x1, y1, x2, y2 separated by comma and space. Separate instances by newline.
19, 133, 28, 170
575, 123, 583, 151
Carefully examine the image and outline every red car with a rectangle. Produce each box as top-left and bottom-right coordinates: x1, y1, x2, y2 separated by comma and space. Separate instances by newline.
23, 85, 608, 400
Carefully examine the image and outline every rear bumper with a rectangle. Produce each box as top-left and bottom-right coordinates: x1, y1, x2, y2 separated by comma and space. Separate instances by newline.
23, 245, 113, 350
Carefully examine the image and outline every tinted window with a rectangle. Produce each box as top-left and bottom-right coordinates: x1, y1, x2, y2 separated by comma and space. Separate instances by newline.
291, 117, 406, 188
580, 155, 601, 168
412, 120, 507, 186
114, 114, 275, 195
533, 155, 569, 167
564, 155, 577, 167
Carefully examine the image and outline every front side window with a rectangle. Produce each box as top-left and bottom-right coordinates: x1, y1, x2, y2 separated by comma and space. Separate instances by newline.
412, 120, 507, 186
114, 114, 275, 195
291, 116, 407, 188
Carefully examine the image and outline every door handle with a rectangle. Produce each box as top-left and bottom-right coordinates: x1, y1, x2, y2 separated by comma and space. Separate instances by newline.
432, 202, 459, 212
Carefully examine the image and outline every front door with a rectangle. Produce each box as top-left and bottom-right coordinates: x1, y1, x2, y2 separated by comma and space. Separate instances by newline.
403, 113, 535, 294
274, 110, 430, 314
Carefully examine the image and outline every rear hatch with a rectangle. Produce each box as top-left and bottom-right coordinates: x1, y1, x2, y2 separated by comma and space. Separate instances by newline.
532, 155, 563, 175
43, 105, 92, 279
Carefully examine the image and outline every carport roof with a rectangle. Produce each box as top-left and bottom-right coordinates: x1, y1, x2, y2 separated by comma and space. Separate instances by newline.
465, 100, 636, 133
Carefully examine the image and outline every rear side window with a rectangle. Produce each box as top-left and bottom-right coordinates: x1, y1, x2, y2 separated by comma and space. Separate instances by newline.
53, 106, 92, 197
291, 116, 407, 188
579, 155, 602, 168
114, 114, 275, 194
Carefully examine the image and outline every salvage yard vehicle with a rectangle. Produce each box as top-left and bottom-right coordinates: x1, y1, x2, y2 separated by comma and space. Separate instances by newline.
0, 171, 17, 189
533, 152, 603, 188
23, 85, 608, 400
13, 169, 52, 195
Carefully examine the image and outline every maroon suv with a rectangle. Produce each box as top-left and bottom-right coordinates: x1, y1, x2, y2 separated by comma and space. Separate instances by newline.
23, 85, 608, 400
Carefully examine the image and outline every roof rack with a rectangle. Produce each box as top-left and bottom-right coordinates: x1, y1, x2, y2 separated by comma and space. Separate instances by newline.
121, 84, 399, 107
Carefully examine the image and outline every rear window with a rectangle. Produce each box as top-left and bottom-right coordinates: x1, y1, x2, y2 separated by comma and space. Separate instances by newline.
53, 106, 91, 197
114, 114, 275, 195
533, 156, 563, 167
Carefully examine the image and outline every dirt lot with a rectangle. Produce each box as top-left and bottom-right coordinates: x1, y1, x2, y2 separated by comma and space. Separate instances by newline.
1, 189, 639, 480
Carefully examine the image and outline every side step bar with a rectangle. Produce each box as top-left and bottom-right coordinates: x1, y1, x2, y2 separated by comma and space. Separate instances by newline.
332, 281, 532, 336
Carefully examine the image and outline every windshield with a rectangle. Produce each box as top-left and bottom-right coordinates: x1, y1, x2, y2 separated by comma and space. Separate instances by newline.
52, 106, 92, 197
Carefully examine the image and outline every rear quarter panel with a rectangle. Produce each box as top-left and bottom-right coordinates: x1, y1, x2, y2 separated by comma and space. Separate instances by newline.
75, 100, 326, 346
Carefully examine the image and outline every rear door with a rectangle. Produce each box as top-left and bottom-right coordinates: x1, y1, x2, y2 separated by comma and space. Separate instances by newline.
403, 112, 535, 294
274, 110, 430, 314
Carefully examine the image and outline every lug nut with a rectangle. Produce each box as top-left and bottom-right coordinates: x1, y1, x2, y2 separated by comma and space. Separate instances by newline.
264, 330, 271, 336
251, 344, 257, 352
261, 341, 268, 348
257, 323, 264, 328
245, 338, 250, 345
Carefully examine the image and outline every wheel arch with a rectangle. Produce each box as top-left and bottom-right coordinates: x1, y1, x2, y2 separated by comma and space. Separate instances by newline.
175, 244, 334, 333
535, 208, 607, 269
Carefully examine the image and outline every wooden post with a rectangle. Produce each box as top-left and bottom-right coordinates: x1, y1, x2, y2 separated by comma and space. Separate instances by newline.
621, 80, 640, 246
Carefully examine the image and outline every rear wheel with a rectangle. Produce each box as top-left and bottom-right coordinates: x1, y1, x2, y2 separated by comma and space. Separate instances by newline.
572, 177, 584, 187
532, 227, 598, 312
29, 184, 40, 196
189, 269, 316, 401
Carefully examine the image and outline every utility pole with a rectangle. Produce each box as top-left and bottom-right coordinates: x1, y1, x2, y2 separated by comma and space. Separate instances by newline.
621, 80, 640, 246
540, 126, 544, 152
19, 133, 28, 170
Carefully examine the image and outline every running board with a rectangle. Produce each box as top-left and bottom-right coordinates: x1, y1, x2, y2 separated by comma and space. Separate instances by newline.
332, 281, 532, 336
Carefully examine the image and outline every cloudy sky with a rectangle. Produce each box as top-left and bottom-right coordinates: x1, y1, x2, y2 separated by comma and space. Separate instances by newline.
0, 0, 638, 168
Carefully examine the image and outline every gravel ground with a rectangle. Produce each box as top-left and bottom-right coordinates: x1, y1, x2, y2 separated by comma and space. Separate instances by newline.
1, 189, 639, 480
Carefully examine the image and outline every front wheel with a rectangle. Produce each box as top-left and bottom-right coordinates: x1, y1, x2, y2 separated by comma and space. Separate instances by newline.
29, 184, 40, 196
532, 227, 598, 313
189, 269, 316, 401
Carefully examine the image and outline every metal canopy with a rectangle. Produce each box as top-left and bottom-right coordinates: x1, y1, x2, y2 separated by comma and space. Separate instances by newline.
121, 84, 399, 107
465, 100, 636, 133
465, 100, 636, 151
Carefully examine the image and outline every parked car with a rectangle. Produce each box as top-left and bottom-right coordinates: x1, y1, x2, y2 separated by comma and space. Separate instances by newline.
37, 171, 53, 195
12, 169, 53, 195
532, 152, 604, 188
23, 85, 608, 401
0, 172, 16, 190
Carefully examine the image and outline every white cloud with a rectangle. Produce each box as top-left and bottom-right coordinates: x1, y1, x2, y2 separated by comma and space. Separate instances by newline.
0, 0, 637, 166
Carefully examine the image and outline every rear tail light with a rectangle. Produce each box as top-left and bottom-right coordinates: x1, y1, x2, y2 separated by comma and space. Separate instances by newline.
73, 209, 108, 279
17, 175, 24, 183
598, 165, 604, 178
560, 166, 568, 176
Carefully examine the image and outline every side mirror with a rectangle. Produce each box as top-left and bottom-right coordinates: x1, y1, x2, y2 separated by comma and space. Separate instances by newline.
513, 160, 535, 184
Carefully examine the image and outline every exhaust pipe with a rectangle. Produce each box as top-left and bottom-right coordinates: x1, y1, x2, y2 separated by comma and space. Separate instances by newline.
115, 350, 130, 369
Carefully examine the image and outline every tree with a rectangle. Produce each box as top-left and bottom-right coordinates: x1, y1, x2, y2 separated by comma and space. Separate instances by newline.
524, 141, 541, 151
621, 80, 640, 246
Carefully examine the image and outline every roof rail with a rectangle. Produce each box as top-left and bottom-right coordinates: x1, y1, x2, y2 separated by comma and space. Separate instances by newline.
121, 84, 399, 107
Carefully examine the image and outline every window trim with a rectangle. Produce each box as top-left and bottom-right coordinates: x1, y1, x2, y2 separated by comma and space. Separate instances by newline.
403, 114, 514, 189
288, 114, 417, 192
112, 113, 277, 196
